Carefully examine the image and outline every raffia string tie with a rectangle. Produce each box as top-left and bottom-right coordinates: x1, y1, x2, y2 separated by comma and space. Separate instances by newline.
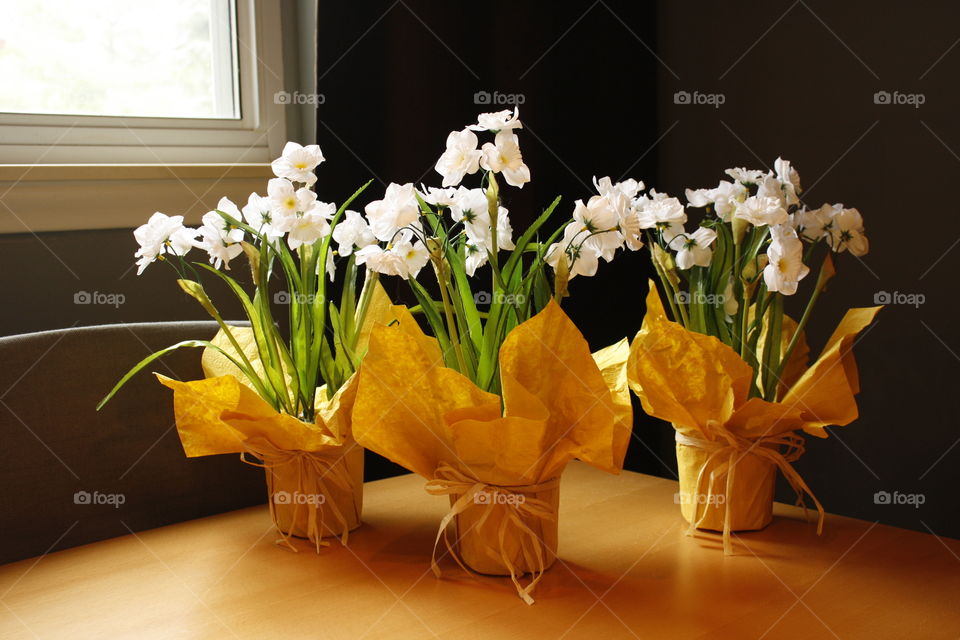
675, 420, 824, 556
423, 463, 559, 605
241, 438, 356, 553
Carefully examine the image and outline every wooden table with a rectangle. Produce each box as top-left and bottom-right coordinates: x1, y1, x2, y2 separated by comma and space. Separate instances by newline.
1, 462, 958, 639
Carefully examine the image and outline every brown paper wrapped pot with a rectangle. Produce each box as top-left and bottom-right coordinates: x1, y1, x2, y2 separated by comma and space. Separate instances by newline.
266, 441, 364, 539
675, 439, 776, 532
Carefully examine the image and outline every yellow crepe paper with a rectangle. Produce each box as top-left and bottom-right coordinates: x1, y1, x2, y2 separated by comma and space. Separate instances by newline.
352, 299, 631, 601
353, 299, 631, 486
628, 282, 881, 441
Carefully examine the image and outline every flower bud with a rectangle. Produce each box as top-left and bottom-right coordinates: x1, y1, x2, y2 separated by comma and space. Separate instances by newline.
732, 215, 749, 245
653, 243, 680, 290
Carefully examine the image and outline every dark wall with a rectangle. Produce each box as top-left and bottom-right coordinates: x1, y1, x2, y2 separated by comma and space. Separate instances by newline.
656, 0, 959, 538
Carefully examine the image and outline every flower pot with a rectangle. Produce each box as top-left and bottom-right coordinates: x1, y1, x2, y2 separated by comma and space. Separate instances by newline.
675, 438, 777, 532
449, 479, 560, 576
264, 440, 364, 541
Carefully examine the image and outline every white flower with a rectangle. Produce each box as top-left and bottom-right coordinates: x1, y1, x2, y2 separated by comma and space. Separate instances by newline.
572, 195, 622, 261
594, 176, 645, 250
449, 187, 490, 236
756, 174, 787, 209
468, 107, 522, 132
593, 175, 644, 200
420, 186, 458, 207
435, 128, 482, 187
133, 212, 197, 274
267, 178, 302, 219
763, 224, 810, 295
332, 210, 376, 257
734, 195, 789, 227
282, 201, 335, 250
792, 204, 835, 243
668, 226, 717, 270
271, 141, 325, 186
826, 207, 869, 256
546, 222, 601, 279
364, 182, 421, 242
685, 180, 747, 221
725, 167, 767, 184
774, 157, 801, 206
636, 195, 688, 243
196, 211, 245, 270
241, 192, 284, 244
464, 243, 487, 277
355, 233, 429, 280
480, 131, 531, 188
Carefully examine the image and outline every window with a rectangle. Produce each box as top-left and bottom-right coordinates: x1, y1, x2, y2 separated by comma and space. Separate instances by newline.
0, 0, 286, 164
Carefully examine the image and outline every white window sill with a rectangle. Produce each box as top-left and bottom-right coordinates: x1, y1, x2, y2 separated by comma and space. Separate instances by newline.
0, 164, 274, 233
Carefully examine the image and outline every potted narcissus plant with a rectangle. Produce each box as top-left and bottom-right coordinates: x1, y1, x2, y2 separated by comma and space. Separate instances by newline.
592, 160, 879, 553
99, 142, 395, 552
348, 107, 633, 603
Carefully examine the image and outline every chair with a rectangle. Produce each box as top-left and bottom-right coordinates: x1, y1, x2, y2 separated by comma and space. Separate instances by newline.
0, 322, 265, 564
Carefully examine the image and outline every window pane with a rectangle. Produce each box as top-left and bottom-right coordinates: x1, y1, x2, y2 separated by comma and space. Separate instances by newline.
0, 0, 238, 119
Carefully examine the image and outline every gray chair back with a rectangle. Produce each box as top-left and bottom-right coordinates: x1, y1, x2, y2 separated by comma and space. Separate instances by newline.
0, 322, 265, 564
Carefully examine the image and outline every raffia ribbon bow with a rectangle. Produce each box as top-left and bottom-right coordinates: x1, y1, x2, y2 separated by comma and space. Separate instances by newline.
241, 438, 357, 553
423, 463, 559, 605
675, 420, 825, 555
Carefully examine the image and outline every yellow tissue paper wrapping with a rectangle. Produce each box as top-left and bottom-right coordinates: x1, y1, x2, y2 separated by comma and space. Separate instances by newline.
627, 283, 881, 553
156, 283, 396, 551
352, 300, 632, 604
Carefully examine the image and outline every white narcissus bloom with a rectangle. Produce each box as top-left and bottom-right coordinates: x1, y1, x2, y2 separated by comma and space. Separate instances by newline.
267, 178, 301, 220
725, 167, 767, 184
668, 226, 717, 270
134, 212, 197, 274
241, 193, 284, 244
774, 157, 801, 206
545, 222, 601, 279
734, 195, 789, 227
756, 174, 787, 209
271, 141, 325, 186
364, 182, 421, 242
635, 195, 688, 244
464, 243, 487, 277
480, 131, 531, 188
355, 234, 429, 280
468, 107, 522, 132
685, 180, 747, 221
283, 201, 335, 250
435, 128, 482, 187
449, 187, 490, 237
792, 203, 835, 243
332, 210, 376, 257
763, 224, 810, 295
594, 176, 645, 250
572, 195, 622, 261
420, 186, 458, 208
826, 207, 869, 256
196, 210, 245, 270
